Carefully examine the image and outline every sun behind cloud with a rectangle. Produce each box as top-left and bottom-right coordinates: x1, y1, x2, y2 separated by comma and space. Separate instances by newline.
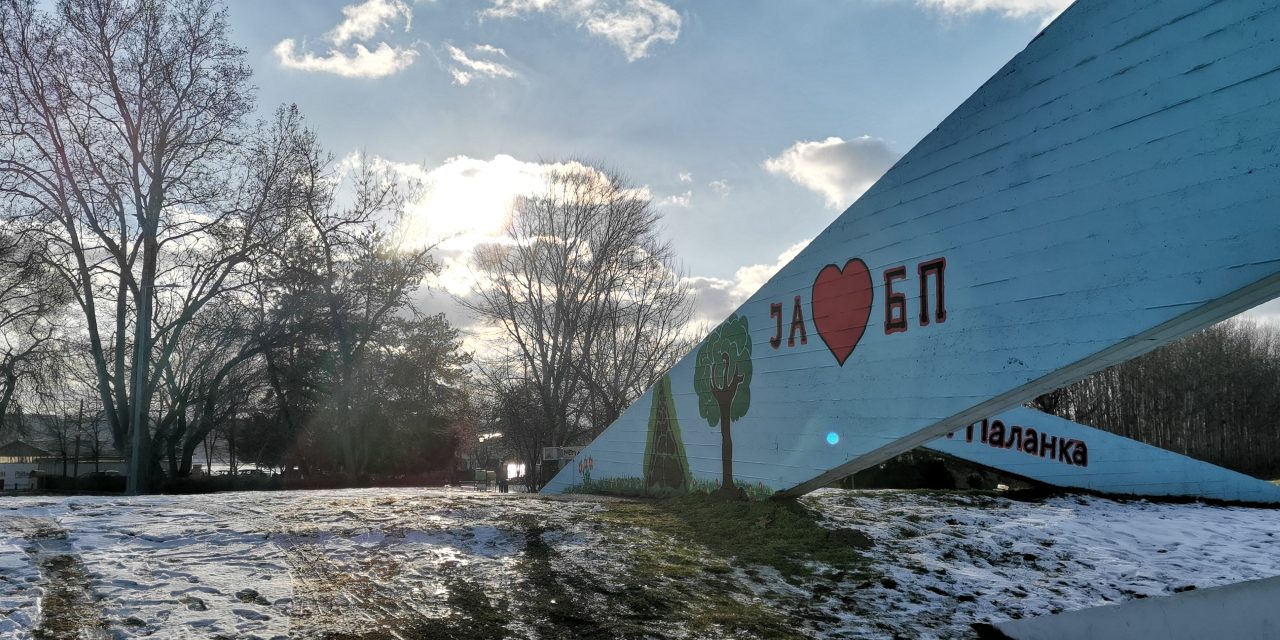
384, 155, 606, 294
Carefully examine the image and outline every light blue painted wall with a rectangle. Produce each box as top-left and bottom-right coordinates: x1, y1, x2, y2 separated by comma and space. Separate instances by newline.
544, 1, 1280, 496
926, 407, 1280, 504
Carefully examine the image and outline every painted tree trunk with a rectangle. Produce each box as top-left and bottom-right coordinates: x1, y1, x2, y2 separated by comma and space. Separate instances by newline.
719, 407, 733, 491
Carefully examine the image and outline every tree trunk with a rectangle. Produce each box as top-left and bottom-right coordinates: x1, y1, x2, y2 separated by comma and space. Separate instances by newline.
0, 374, 16, 434
228, 422, 238, 476
178, 446, 194, 478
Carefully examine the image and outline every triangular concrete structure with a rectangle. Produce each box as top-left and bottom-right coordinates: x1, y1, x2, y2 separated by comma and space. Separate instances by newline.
544, 0, 1280, 497
924, 407, 1280, 504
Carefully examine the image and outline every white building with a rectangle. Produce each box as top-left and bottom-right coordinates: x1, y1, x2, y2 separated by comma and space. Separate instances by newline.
0, 441, 51, 491
0, 440, 128, 491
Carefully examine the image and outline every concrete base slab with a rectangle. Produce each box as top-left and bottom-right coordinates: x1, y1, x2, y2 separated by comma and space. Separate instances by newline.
985, 575, 1280, 640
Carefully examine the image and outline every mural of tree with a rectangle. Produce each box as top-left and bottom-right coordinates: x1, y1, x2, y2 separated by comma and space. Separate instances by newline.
643, 375, 692, 491
693, 314, 753, 496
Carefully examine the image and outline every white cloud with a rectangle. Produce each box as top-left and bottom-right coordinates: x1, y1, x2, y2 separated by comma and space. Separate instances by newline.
329, 0, 413, 45
446, 44, 518, 85
473, 44, 508, 56
660, 190, 692, 208
481, 0, 681, 61
682, 239, 811, 328
708, 179, 730, 197
730, 240, 810, 302
1241, 298, 1280, 326
677, 172, 692, 183
915, 0, 1072, 20
763, 136, 900, 210
275, 0, 418, 78
275, 40, 417, 78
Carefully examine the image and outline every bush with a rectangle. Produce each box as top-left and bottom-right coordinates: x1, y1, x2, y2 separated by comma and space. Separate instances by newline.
158, 469, 454, 494
44, 474, 126, 493
161, 474, 282, 494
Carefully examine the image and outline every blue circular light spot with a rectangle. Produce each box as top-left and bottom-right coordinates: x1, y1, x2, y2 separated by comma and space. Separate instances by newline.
826, 431, 840, 446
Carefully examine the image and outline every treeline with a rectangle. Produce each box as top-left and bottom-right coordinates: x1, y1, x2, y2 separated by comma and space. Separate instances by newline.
0, 0, 473, 489
0, 0, 689, 493
1035, 319, 1280, 479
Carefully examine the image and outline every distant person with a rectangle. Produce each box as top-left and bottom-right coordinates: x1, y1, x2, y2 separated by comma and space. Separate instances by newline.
497, 464, 509, 494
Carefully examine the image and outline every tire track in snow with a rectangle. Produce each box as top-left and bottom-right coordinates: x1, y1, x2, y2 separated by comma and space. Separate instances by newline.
195, 491, 518, 638
12, 518, 110, 640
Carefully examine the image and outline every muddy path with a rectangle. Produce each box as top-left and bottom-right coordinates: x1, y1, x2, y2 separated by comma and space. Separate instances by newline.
17, 518, 110, 640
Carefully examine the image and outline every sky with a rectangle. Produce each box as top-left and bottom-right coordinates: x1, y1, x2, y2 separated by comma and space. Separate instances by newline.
222, 0, 1280, 340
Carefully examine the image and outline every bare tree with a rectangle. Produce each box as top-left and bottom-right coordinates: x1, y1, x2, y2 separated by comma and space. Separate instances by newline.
155, 296, 269, 477
0, 231, 69, 429
465, 164, 694, 488
576, 249, 693, 436
0, 1, 306, 490
1036, 318, 1280, 478
81, 404, 108, 473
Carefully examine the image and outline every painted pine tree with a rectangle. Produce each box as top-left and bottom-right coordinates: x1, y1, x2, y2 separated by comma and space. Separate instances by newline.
642, 375, 692, 492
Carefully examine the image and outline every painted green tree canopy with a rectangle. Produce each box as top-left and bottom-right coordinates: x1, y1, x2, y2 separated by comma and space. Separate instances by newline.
693, 314, 753, 496
694, 314, 753, 426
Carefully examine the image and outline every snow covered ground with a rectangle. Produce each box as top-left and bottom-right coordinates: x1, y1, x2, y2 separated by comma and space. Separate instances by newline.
805, 490, 1280, 636
0, 487, 1277, 639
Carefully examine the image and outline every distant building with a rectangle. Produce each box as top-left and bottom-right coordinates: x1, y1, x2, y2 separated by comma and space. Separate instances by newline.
0, 441, 50, 491
0, 439, 128, 492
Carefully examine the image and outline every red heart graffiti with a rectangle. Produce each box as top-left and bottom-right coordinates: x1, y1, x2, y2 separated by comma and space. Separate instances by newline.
811, 259, 874, 366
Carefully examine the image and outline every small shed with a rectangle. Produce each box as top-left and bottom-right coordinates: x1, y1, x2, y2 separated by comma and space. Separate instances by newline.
0, 441, 53, 491
0, 440, 53, 463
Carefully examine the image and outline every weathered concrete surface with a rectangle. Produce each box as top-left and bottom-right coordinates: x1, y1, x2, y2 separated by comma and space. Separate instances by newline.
925, 407, 1280, 504
991, 575, 1280, 640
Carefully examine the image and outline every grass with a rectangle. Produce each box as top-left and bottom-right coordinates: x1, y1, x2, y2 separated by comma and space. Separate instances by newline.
499, 489, 873, 639
599, 492, 869, 579
592, 492, 873, 638
565, 476, 870, 577
397, 578, 512, 640
591, 506, 813, 639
